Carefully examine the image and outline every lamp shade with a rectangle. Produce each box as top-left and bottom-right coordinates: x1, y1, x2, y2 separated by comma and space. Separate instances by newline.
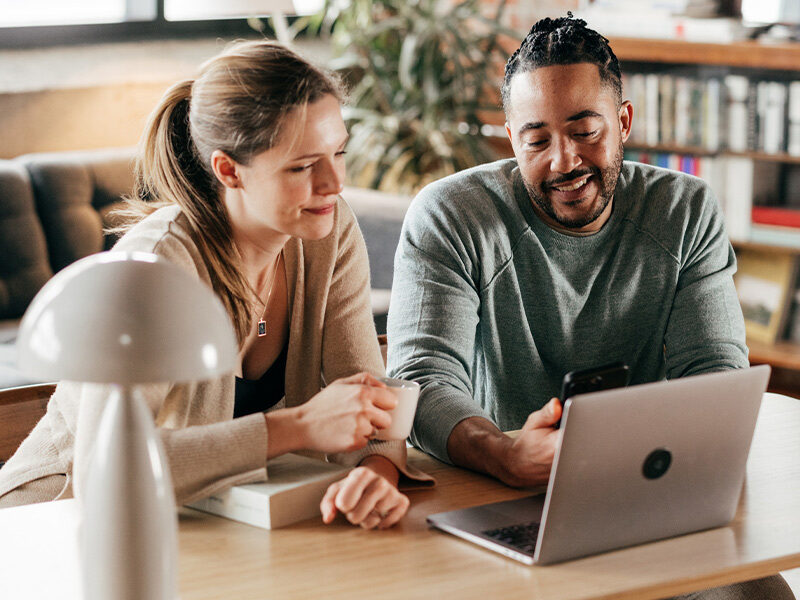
17, 251, 238, 384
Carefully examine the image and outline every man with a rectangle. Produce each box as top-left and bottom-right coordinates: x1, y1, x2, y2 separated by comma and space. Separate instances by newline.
387, 15, 793, 599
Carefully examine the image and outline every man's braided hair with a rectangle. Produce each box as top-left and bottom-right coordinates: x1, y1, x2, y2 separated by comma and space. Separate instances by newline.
501, 13, 622, 113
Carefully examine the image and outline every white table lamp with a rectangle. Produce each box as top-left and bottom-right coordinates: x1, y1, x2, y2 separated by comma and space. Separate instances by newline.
17, 251, 238, 600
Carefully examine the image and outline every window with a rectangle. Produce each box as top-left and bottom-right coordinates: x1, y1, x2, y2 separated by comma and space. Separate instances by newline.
0, 0, 322, 47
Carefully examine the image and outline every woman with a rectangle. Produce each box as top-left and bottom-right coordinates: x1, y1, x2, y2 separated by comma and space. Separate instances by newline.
0, 40, 432, 528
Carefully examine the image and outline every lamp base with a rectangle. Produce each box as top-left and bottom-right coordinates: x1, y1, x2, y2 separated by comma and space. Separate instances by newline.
81, 385, 178, 600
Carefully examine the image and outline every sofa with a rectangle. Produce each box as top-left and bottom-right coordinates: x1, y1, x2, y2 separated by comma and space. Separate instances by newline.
0, 147, 412, 389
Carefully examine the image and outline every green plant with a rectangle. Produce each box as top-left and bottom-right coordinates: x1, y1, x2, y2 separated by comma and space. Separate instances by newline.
312, 0, 516, 194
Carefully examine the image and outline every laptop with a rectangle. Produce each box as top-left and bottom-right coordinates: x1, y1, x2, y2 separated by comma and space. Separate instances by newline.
426, 365, 771, 565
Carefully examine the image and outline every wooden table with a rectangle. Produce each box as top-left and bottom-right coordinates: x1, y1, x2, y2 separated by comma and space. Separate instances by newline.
2, 393, 799, 600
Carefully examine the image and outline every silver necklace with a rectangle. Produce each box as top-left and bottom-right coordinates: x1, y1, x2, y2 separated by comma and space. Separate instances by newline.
256, 249, 282, 337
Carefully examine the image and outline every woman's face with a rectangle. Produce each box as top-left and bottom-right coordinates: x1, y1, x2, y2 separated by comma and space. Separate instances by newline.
221, 93, 348, 242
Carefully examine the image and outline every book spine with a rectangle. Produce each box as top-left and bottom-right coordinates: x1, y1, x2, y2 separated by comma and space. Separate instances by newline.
704, 78, 721, 152
749, 81, 762, 152
659, 74, 675, 146
645, 74, 660, 147
725, 75, 750, 153
763, 82, 787, 155
788, 81, 800, 157
675, 77, 691, 147
189, 492, 271, 529
688, 79, 704, 148
724, 156, 754, 241
629, 73, 647, 145
751, 207, 800, 229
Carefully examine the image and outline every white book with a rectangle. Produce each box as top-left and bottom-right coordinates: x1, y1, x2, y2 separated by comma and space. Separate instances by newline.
763, 82, 787, 155
787, 82, 800, 157
724, 75, 749, 152
629, 74, 647, 145
723, 156, 753, 242
674, 77, 691, 147
659, 75, 676, 146
704, 79, 721, 152
187, 453, 349, 529
756, 81, 769, 152
699, 156, 726, 215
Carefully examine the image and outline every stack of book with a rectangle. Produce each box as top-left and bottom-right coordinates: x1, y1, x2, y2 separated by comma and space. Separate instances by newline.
578, 1, 744, 42
623, 72, 800, 157
187, 453, 349, 529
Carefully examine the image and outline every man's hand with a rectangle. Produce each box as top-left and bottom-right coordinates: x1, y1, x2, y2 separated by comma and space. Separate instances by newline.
500, 398, 562, 487
446, 398, 562, 489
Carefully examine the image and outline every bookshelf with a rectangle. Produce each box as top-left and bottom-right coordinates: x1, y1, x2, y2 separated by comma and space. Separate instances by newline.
610, 38, 800, 71
614, 37, 800, 396
625, 144, 800, 166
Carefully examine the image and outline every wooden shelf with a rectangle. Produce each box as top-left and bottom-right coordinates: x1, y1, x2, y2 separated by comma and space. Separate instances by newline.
748, 339, 800, 371
625, 143, 800, 165
610, 37, 800, 71
732, 239, 800, 255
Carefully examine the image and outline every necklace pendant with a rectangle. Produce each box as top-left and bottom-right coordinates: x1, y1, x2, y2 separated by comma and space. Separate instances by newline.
257, 320, 267, 337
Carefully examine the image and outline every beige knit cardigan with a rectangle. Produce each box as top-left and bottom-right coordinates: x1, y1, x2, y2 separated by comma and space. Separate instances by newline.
0, 200, 432, 505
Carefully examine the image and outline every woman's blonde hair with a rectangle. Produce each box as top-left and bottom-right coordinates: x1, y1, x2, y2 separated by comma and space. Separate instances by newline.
112, 40, 343, 345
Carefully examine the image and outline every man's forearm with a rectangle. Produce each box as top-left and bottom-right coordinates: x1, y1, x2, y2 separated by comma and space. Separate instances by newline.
446, 416, 515, 485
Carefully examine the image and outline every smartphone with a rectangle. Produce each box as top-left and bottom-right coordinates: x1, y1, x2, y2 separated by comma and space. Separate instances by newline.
555, 362, 631, 429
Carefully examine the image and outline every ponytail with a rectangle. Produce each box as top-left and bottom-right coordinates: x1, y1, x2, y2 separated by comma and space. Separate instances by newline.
112, 79, 254, 345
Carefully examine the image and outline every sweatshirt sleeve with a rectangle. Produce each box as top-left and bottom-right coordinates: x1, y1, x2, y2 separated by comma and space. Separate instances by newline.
664, 185, 749, 378
386, 191, 491, 465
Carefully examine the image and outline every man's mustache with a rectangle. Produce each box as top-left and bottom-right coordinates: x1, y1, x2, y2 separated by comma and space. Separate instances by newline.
543, 168, 600, 188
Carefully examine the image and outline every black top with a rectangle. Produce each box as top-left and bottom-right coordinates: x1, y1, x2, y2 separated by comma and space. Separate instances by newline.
234, 345, 288, 418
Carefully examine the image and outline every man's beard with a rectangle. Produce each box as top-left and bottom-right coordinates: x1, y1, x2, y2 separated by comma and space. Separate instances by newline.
522, 142, 624, 229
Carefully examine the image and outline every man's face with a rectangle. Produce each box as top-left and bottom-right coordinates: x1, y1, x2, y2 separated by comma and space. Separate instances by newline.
505, 63, 632, 233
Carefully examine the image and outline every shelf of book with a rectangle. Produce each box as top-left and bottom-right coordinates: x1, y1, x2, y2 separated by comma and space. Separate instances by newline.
610, 37, 800, 71
626, 144, 800, 166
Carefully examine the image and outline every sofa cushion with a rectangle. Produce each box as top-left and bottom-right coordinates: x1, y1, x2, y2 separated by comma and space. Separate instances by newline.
0, 161, 53, 319
22, 147, 136, 273
343, 186, 412, 291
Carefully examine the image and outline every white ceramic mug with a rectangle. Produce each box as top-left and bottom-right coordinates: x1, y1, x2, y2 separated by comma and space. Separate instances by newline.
375, 377, 420, 441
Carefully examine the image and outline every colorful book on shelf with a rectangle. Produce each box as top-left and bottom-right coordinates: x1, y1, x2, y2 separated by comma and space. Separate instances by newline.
752, 206, 800, 229
187, 453, 349, 530
734, 248, 799, 345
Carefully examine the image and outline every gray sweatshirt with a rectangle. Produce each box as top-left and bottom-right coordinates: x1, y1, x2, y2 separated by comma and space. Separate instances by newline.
387, 159, 748, 463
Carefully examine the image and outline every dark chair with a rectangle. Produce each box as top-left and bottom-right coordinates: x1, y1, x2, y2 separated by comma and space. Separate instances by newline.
0, 383, 55, 468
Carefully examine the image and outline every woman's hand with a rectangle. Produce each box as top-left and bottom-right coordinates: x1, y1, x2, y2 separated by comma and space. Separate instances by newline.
320, 465, 410, 529
293, 372, 397, 454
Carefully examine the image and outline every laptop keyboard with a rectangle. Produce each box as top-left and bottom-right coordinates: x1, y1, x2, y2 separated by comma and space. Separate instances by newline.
482, 521, 541, 554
